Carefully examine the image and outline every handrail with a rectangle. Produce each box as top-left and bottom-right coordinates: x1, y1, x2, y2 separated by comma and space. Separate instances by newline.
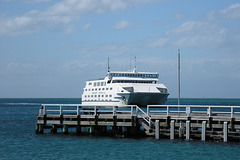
136, 106, 152, 129
39, 104, 152, 129
147, 105, 240, 118
40, 104, 138, 116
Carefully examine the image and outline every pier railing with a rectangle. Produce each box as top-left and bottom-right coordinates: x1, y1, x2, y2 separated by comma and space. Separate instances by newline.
39, 104, 152, 130
40, 104, 137, 115
147, 105, 240, 118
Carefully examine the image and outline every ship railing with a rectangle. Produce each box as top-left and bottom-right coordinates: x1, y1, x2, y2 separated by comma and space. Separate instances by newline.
147, 105, 240, 118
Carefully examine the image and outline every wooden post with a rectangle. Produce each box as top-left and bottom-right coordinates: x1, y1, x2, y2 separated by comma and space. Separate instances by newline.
155, 120, 160, 140
89, 126, 93, 134
113, 115, 117, 133
95, 115, 98, 125
170, 120, 175, 140
201, 121, 206, 141
43, 114, 47, 125
35, 124, 39, 134
76, 115, 81, 134
35, 116, 39, 134
186, 120, 190, 140
223, 122, 228, 142
39, 125, 44, 134
63, 125, 68, 134
51, 124, 57, 133
60, 114, 63, 125
179, 121, 184, 139
131, 116, 135, 127
208, 117, 212, 129
167, 116, 171, 128
231, 118, 235, 131
186, 106, 190, 117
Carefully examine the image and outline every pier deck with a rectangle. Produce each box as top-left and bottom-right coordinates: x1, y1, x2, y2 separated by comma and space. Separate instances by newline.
36, 104, 240, 142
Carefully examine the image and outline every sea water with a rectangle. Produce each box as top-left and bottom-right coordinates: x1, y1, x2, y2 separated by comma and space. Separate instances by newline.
1, 98, 240, 160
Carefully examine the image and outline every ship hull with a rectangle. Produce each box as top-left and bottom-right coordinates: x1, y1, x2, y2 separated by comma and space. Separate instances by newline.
81, 93, 168, 107
119, 92, 169, 107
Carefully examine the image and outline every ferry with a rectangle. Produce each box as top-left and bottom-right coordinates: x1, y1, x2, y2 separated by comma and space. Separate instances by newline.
81, 67, 169, 107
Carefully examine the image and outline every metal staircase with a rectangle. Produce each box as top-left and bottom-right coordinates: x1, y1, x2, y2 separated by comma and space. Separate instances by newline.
135, 106, 155, 135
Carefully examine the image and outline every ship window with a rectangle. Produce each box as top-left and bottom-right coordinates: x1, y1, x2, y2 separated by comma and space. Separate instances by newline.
98, 95, 100, 97
94, 82, 96, 86
102, 95, 104, 97
106, 88, 109, 90
102, 88, 105, 90
97, 82, 100, 86
88, 95, 90, 97
95, 95, 97, 97
109, 95, 112, 97
99, 88, 101, 91
91, 95, 93, 97
101, 82, 104, 86
110, 88, 112, 90
106, 95, 108, 97
89, 83, 92, 85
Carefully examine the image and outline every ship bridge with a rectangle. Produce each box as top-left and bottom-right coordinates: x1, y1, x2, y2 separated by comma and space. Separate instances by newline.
108, 71, 158, 78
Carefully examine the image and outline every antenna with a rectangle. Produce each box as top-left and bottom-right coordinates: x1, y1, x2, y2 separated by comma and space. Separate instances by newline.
130, 55, 132, 71
108, 57, 110, 73
133, 56, 137, 73
178, 49, 181, 115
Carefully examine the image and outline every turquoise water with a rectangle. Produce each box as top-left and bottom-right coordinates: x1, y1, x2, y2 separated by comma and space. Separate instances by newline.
1, 98, 240, 160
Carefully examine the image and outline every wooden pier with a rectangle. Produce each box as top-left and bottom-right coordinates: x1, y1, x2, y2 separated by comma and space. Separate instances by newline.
35, 104, 240, 142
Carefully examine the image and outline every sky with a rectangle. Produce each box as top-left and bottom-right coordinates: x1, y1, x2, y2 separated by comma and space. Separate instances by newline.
0, 0, 240, 98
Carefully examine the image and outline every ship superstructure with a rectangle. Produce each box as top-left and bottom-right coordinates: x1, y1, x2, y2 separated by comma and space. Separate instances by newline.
81, 69, 169, 107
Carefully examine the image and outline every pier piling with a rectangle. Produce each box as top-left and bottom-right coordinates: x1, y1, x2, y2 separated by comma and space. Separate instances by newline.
202, 121, 206, 141
63, 125, 68, 134
224, 122, 228, 142
155, 120, 160, 140
186, 120, 190, 140
170, 120, 175, 140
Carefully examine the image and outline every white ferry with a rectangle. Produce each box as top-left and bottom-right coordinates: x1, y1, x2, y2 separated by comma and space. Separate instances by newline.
81, 68, 169, 107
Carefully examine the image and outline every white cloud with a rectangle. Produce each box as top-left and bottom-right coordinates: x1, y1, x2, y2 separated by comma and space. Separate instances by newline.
25, 0, 52, 2
79, 42, 134, 56
83, 23, 91, 30
145, 38, 169, 48
4, 0, 52, 2
166, 21, 228, 49
175, 13, 184, 20
0, 0, 159, 36
220, 3, 240, 19
143, 3, 240, 50
113, 20, 131, 29
54, 24, 76, 34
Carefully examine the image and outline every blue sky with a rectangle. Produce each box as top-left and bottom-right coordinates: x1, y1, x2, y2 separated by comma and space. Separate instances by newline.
0, 0, 240, 98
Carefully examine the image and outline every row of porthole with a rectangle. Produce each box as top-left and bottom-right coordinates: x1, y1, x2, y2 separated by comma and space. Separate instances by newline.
84, 87, 113, 92
83, 99, 113, 102
84, 95, 112, 98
